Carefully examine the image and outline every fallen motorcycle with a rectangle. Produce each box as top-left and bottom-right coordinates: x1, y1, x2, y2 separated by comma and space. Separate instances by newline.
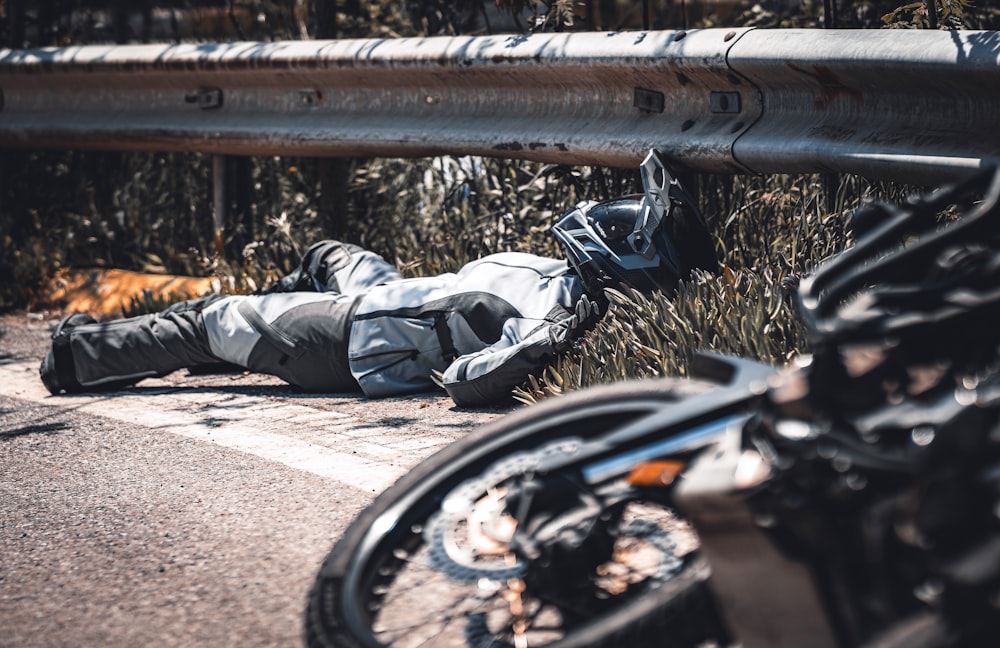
305, 166, 1000, 648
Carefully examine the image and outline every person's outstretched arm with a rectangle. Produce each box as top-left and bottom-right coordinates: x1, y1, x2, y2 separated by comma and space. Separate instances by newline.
442, 295, 602, 407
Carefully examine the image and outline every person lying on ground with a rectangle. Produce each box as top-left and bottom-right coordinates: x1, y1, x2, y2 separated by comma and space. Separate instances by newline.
39, 150, 717, 407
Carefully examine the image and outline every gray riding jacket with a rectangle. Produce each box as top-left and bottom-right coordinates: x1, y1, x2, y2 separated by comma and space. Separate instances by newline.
351, 253, 585, 405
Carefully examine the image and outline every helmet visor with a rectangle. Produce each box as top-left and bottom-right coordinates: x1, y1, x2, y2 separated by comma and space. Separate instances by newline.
588, 196, 643, 242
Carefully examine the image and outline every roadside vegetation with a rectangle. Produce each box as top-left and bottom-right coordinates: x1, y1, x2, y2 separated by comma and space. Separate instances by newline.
1, 0, 995, 401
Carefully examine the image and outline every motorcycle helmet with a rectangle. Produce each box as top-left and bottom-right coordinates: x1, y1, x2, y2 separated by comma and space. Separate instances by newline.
552, 149, 717, 294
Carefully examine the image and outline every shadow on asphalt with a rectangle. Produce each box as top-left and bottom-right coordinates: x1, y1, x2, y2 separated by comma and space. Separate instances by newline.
0, 420, 71, 441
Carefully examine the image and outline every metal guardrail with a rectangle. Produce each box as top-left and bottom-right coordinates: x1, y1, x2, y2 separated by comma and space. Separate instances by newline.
0, 28, 998, 182
731, 29, 1000, 183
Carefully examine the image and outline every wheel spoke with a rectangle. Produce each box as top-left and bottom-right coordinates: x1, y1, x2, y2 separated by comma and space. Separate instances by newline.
370, 555, 513, 646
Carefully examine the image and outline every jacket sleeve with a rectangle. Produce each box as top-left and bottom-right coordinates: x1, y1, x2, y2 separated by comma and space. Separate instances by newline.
441, 318, 567, 407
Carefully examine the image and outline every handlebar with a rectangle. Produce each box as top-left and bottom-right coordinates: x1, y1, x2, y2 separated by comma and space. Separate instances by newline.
797, 165, 1000, 354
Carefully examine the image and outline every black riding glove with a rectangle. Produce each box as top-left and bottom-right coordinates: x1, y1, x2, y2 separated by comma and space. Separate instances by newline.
551, 294, 605, 352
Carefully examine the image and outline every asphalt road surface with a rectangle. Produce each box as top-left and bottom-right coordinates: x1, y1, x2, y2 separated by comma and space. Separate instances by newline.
0, 311, 510, 647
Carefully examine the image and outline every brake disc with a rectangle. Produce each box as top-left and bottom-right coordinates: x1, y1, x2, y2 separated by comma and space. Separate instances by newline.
425, 438, 585, 583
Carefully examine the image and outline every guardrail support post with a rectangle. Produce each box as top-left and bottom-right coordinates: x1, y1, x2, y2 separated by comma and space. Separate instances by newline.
212, 154, 227, 259
6, 0, 25, 48
313, 1, 351, 238
821, 0, 838, 213
318, 159, 349, 238
926, 0, 939, 28
823, 0, 838, 28
212, 154, 254, 260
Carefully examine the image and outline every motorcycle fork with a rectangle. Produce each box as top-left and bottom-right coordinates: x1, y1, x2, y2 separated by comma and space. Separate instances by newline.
671, 421, 841, 648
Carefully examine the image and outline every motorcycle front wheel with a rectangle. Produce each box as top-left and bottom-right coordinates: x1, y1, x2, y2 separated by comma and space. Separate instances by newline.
305, 378, 731, 648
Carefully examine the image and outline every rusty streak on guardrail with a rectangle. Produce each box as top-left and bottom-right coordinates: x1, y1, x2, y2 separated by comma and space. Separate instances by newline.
0, 28, 998, 183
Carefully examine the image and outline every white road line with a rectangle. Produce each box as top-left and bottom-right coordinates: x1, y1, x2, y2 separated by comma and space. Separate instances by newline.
0, 361, 407, 492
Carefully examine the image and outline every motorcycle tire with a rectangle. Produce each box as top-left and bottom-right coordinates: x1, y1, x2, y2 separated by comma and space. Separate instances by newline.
305, 377, 732, 648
